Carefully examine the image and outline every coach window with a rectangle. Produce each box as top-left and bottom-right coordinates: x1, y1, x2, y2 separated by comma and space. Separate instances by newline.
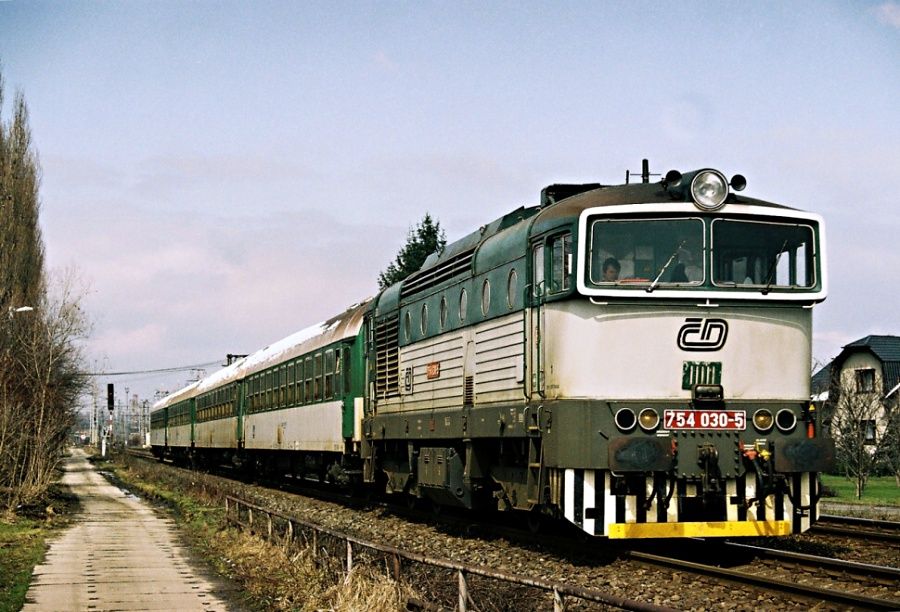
279, 367, 286, 407
420, 303, 428, 336
549, 233, 572, 293
439, 296, 448, 329
325, 349, 335, 399
296, 361, 303, 403
481, 279, 491, 315
314, 353, 323, 401
287, 364, 295, 405
334, 350, 343, 397
304, 357, 313, 403
507, 268, 518, 308
266, 371, 273, 409
459, 288, 468, 322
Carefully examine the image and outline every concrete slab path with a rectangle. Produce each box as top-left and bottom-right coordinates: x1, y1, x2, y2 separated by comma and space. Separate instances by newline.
23, 448, 241, 611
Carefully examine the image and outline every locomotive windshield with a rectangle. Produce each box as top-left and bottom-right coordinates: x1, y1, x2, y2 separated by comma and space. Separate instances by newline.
711, 219, 815, 289
585, 215, 821, 295
588, 217, 705, 286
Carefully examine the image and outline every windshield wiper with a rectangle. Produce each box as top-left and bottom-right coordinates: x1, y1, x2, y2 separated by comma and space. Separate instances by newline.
761, 239, 788, 295
647, 240, 685, 293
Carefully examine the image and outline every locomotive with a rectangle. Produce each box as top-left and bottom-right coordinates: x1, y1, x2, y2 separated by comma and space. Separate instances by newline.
151, 163, 833, 538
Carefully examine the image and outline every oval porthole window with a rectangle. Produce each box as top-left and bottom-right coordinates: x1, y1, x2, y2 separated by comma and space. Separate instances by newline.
459, 288, 468, 322
404, 311, 412, 341
420, 303, 428, 335
440, 296, 448, 329
481, 279, 491, 315
507, 269, 518, 309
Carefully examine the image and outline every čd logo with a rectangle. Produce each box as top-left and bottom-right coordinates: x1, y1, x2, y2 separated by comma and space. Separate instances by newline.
677, 318, 728, 352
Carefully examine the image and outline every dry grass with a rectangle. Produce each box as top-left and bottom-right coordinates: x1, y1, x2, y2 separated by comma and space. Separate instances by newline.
201, 511, 420, 611
105, 455, 420, 611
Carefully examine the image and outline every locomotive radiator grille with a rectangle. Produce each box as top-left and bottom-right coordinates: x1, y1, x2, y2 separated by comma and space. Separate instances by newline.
374, 316, 400, 400
557, 468, 816, 538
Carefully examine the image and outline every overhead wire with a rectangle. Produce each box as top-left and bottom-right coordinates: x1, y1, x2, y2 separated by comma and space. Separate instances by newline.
84, 360, 223, 377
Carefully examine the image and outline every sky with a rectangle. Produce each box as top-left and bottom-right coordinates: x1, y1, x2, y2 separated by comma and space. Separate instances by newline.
1, 1, 898, 407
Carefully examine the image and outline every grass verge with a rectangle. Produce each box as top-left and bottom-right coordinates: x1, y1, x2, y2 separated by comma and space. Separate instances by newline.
0, 485, 80, 612
99, 454, 419, 611
820, 474, 900, 506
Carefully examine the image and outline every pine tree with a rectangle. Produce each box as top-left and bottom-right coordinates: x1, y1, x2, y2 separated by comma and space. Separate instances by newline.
378, 213, 447, 289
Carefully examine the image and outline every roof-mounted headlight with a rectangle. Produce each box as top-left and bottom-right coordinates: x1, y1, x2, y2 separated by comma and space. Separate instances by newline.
690, 169, 729, 211
664, 168, 742, 212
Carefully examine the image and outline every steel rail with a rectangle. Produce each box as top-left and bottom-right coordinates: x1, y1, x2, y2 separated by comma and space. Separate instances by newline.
818, 514, 900, 531
721, 540, 900, 582
811, 524, 900, 543
625, 550, 900, 611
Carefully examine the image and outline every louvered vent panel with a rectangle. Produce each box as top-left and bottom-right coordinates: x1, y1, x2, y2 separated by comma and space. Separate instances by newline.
400, 249, 475, 299
463, 375, 474, 407
374, 316, 399, 400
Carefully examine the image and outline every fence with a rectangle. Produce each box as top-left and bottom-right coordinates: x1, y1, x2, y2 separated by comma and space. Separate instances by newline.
224, 495, 672, 612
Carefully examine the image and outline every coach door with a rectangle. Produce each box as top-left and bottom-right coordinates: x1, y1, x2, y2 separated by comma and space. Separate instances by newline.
236, 383, 244, 449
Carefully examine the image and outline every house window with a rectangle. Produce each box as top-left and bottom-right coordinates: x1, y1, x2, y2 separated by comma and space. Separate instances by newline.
855, 369, 875, 393
860, 419, 877, 445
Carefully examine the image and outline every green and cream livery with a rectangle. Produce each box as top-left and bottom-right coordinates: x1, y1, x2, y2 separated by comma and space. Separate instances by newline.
152, 164, 832, 539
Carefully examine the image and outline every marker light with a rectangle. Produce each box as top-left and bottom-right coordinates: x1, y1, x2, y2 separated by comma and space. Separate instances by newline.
753, 409, 774, 432
690, 169, 729, 211
639, 408, 660, 431
615, 408, 637, 432
775, 409, 797, 432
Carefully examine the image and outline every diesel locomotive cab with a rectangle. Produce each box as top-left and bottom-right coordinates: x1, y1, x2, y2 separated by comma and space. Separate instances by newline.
546, 168, 832, 537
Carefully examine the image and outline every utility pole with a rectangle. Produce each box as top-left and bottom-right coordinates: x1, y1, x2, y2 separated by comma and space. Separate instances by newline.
123, 386, 129, 446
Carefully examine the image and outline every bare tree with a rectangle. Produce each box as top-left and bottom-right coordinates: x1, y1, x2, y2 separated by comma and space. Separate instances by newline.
827, 375, 889, 498
0, 272, 90, 510
0, 68, 90, 512
876, 400, 900, 487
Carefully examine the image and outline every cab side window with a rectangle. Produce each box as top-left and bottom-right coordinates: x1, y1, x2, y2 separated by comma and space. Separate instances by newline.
532, 244, 545, 298
549, 233, 572, 293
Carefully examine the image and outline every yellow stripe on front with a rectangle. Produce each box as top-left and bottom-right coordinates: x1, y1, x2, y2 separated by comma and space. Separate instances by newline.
607, 519, 792, 539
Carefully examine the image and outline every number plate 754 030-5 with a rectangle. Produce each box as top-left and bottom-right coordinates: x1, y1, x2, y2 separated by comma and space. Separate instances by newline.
663, 410, 746, 430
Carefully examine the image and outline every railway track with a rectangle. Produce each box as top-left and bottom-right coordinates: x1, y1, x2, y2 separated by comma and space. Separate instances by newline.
121, 450, 900, 610
812, 513, 900, 544
624, 548, 900, 611
720, 540, 900, 583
